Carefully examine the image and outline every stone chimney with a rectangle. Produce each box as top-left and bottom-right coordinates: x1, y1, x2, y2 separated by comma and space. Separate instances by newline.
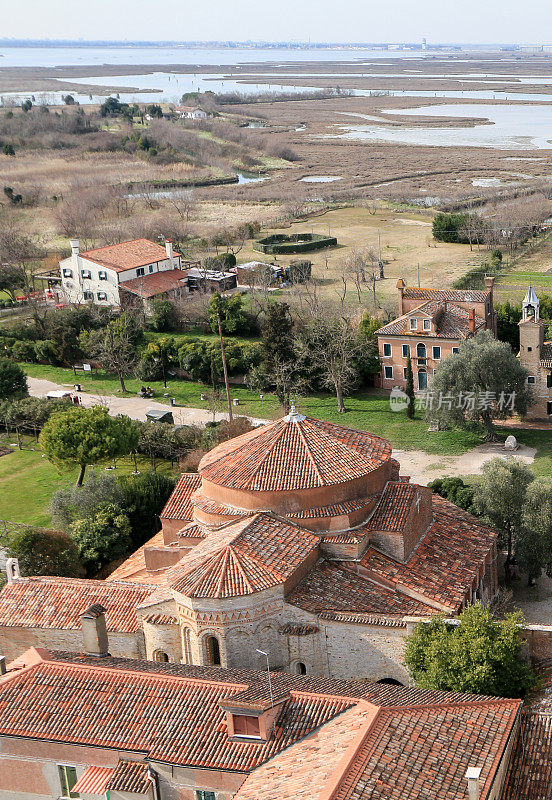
468, 307, 476, 336
465, 766, 482, 800
397, 278, 405, 315
165, 239, 174, 264
80, 604, 109, 657
5, 557, 21, 585
69, 239, 80, 256
0, 656, 6, 676
484, 274, 495, 297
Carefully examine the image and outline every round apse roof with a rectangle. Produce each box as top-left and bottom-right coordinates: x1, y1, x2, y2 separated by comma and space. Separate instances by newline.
198, 409, 392, 493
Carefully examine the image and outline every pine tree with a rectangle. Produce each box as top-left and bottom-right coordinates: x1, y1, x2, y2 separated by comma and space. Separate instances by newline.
405, 355, 415, 419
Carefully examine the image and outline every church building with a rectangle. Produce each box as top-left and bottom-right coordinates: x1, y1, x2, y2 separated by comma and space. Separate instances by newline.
0, 410, 498, 685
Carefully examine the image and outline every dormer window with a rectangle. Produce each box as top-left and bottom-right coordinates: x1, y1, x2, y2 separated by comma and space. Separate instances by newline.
423, 319, 431, 331
136, 267, 145, 277
232, 715, 261, 738
409, 318, 418, 330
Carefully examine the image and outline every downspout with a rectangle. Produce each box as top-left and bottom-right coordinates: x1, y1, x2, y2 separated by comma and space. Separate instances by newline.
147, 767, 160, 800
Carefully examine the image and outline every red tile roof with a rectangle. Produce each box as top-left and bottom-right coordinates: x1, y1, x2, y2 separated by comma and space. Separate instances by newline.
120, 268, 188, 299
502, 712, 552, 800
403, 287, 489, 302
199, 415, 392, 491
377, 300, 486, 338
168, 513, 319, 598
0, 577, 154, 632
73, 766, 114, 795
107, 531, 167, 584
161, 473, 201, 520
288, 561, 436, 618
0, 650, 359, 771
288, 497, 376, 520
80, 239, 178, 272
359, 495, 496, 612
365, 481, 417, 531
107, 760, 151, 794
235, 697, 520, 800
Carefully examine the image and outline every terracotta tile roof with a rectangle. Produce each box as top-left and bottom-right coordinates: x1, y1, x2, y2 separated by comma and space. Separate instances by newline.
403, 287, 489, 302
168, 513, 319, 598
502, 712, 552, 800
107, 531, 166, 584
107, 760, 151, 794
0, 577, 154, 633
360, 495, 496, 612
161, 473, 201, 520
318, 612, 408, 627
191, 492, 250, 518
143, 613, 178, 625
176, 522, 206, 540
377, 300, 486, 339
288, 562, 436, 618
73, 766, 114, 795
80, 238, 178, 272
120, 268, 188, 299
365, 481, 417, 531
0, 650, 359, 771
199, 415, 392, 491
235, 698, 520, 800
288, 497, 376, 520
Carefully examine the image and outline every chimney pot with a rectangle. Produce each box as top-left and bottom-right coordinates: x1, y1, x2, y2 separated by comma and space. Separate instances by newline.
468, 307, 476, 335
165, 239, 174, 262
69, 239, 80, 256
80, 604, 109, 657
465, 766, 482, 800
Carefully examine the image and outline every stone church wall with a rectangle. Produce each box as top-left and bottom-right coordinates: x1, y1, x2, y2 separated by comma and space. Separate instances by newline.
321, 619, 409, 683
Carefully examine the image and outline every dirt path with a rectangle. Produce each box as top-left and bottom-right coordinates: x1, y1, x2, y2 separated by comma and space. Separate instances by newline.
393, 442, 536, 485
27, 377, 268, 427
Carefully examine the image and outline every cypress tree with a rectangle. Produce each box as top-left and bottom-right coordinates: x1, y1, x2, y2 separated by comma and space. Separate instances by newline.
405, 355, 415, 419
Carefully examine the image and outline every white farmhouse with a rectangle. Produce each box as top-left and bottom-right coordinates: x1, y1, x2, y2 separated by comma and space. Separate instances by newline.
174, 105, 209, 120
59, 238, 190, 312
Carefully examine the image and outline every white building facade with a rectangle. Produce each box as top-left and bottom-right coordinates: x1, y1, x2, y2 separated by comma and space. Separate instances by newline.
59, 238, 183, 307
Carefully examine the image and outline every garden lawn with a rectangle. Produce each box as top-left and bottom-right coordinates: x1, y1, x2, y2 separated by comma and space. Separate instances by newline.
21, 362, 482, 455
0, 438, 177, 527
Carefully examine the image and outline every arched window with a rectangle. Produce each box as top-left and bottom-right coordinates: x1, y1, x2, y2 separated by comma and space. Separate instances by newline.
416, 342, 426, 358
153, 650, 169, 663
205, 635, 221, 666
295, 662, 307, 675
182, 627, 192, 665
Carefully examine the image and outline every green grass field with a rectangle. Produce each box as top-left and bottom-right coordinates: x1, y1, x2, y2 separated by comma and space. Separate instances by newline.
0, 438, 177, 527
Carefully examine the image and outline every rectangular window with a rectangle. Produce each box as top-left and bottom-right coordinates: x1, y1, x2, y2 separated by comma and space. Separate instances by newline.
80, 269, 91, 280
432, 346, 441, 360
196, 792, 216, 800
149, 264, 154, 273
548, 401, 552, 416
384, 366, 393, 379
423, 319, 431, 331
528, 376, 536, 384
383, 343, 392, 358
98, 270, 108, 281
232, 714, 261, 738
83, 291, 94, 301
409, 318, 418, 330
97, 292, 108, 302
547, 374, 552, 389
452, 347, 459, 354
62, 268, 73, 278
402, 344, 410, 358
136, 267, 145, 277
403, 367, 408, 379
58, 765, 79, 798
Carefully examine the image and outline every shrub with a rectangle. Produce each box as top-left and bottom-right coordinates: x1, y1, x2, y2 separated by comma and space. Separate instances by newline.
50, 470, 124, 530
71, 502, 132, 575
427, 477, 476, 514
11, 340, 37, 362
0, 358, 27, 400
151, 298, 179, 332
117, 472, 177, 548
432, 212, 470, 243
5, 527, 83, 577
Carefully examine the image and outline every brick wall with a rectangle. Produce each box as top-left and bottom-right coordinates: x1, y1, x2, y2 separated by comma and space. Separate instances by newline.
0, 626, 145, 662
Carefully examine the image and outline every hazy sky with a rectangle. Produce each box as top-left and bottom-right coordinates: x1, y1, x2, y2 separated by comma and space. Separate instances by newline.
3, 0, 552, 45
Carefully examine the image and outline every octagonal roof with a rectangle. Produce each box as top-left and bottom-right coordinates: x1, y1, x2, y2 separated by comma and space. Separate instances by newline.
198, 410, 392, 492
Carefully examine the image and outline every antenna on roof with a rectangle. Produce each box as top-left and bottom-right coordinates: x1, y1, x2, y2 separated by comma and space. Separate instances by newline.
256, 649, 276, 735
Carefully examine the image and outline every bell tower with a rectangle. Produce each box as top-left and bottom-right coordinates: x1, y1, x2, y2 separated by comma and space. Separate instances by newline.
519, 285, 544, 374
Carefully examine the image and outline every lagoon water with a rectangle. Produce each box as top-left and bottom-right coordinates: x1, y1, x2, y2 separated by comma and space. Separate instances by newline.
333, 103, 552, 149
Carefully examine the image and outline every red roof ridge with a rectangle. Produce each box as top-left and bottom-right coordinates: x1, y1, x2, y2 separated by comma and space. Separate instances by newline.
295, 418, 325, 483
